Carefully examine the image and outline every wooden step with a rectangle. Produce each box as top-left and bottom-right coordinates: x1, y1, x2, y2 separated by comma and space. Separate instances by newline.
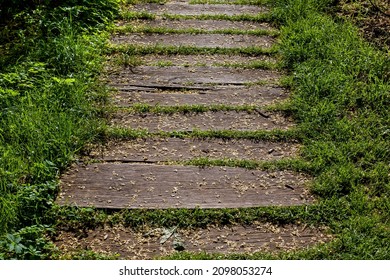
55, 223, 331, 259
112, 86, 288, 107
116, 19, 274, 32
131, 3, 267, 16
124, 54, 277, 67
109, 66, 280, 89
89, 137, 300, 162
57, 163, 313, 209
110, 111, 294, 132
111, 33, 274, 48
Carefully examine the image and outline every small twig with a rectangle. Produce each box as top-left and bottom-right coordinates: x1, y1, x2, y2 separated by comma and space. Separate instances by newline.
285, 184, 295, 190
254, 108, 270, 118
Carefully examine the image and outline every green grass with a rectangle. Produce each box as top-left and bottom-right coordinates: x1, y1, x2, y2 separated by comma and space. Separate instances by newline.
183, 157, 311, 173
2, 0, 389, 260
120, 11, 272, 22
50, 204, 330, 231
113, 103, 288, 114
102, 127, 300, 142
105, 0, 390, 259
113, 25, 280, 37
0, 0, 118, 259
107, 44, 278, 56
214, 60, 281, 70
266, 0, 390, 259
109, 53, 280, 69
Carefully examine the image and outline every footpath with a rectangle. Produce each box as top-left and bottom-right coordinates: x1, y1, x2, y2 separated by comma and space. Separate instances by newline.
55, 0, 331, 259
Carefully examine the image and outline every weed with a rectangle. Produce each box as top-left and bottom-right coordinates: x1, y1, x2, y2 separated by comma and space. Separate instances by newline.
0, 0, 115, 257
107, 44, 278, 56
120, 11, 272, 22
103, 127, 300, 141
270, 0, 390, 258
113, 25, 279, 37
116, 103, 265, 114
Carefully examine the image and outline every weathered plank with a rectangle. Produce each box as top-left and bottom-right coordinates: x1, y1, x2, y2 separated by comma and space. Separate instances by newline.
110, 111, 294, 132
131, 3, 268, 16
89, 138, 300, 162
133, 54, 277, 67
55, 223, 331, 259
112, 86, 288, 107
109, 66, 281, 88
116, 19, 274, 32
111, 33, 274, 48
57, 163, 312, 209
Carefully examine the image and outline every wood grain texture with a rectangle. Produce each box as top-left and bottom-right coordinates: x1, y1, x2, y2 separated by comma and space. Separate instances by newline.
58, 163, 313, 209
89, 138, 300, 162
132, 3, 268, 16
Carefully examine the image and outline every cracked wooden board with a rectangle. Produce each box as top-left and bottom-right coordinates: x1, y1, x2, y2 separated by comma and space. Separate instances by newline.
57, 163, 313, 209
112, 86, 288, 107
111, 33, 274, 48
55, 223, 331, 259
89, 138, 300, 162
115, 19, 275, 32
110, 111, 294, 132
131, 3, 268, 16
109, 66, 281, 88
127, 54, 277, 67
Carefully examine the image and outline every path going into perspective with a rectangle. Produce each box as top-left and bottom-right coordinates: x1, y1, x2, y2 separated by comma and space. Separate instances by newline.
55, 0, 331, 259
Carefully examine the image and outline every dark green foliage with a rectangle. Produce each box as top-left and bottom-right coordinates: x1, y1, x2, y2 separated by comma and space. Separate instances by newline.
0, 0, 119, 26
0, 0, 116, 257
269, 0, 390, 259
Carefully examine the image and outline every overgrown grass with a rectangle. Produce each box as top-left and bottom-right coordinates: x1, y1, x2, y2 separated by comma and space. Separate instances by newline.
183, 157, 312, 173
102, 127, 301, 142
0, 0, 119, 259
113, 103, 283, 114
103, 0, 390, 260
108, 44, 278, 56
120, 11, 272, 22
266, 0, 390, 259
2, 0, 389, 260
113, 25, 280, 37
110, 54, 280, 69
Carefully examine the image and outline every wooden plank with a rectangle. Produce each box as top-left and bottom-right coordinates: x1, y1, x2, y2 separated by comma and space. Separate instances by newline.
109, 66, 281, 88
135, 54, 277, 67
57, 163, 313, 209
110, 111, 294, 132
111, 33, 274, 48
89, 138, 300, 162
55, 223, 331, 259
112, 86, 289, 107
132, 3, 268, 16
116, 19, 274, 32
